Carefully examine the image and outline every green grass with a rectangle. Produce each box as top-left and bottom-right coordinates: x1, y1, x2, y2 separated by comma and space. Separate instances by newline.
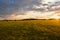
0, 20, 60, 40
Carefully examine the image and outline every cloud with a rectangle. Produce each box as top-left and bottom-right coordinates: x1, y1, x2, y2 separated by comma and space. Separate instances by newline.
5, 10, 60, 20
0, 17, 4, 20
0, 0, 23, 15
0, 0, 60, 20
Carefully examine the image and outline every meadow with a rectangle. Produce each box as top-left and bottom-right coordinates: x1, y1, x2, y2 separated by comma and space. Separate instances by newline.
0, 19, 60, 40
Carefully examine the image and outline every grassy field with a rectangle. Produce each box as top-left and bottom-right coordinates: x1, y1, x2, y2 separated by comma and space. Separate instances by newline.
0, 20, 60, 40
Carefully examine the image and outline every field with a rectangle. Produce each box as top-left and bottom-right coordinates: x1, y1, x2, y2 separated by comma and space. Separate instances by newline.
0, 20, 60, 40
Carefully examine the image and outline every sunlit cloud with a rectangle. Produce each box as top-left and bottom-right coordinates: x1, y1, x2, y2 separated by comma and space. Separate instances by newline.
42, 0, 57, 4
5, 10, 60, 20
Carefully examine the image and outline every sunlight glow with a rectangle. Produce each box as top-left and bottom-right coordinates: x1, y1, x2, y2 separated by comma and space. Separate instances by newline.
50, 14, 60, 19
6, 11, 60, 20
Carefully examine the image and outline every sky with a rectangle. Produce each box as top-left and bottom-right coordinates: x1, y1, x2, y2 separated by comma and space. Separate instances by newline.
0, 0, 60, 20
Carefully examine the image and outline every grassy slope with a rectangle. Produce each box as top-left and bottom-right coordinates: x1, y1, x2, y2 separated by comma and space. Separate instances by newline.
0, 20, 60, 40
